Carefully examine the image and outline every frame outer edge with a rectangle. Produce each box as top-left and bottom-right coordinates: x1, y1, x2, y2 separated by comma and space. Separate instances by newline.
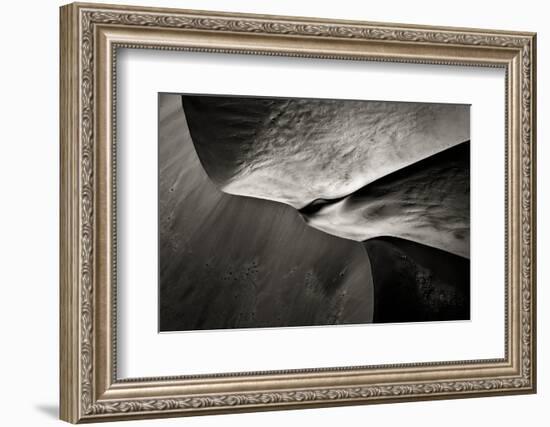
60, 3, 81, 424
529, 33, 537, 393
59, 2, 537, 422
68, 1, 537, 37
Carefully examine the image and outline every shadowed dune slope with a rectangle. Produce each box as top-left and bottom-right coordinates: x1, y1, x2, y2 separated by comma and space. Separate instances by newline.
364, 237, 470, 323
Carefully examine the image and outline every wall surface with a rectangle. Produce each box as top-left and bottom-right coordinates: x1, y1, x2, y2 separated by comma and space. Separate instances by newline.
0, 0, 546, 425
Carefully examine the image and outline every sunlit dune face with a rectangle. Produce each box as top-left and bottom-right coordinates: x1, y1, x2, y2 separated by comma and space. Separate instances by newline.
182, 95, 470, 258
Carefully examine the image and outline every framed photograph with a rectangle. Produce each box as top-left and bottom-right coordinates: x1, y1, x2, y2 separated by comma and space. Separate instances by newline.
59, 2, 537, 423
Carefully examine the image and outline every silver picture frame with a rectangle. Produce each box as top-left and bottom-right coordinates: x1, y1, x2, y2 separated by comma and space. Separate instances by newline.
60, 2, 536, 422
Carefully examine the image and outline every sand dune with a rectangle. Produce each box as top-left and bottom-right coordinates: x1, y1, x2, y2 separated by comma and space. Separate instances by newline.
183, 95, 470, 258
182, 95, 469, 209
300, 142, 470, 258
159, 94, 374, 331
159, 94, 471, 330
364, 237, 469, 323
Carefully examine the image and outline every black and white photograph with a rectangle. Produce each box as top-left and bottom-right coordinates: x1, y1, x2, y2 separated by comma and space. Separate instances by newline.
159, 93, 471, 332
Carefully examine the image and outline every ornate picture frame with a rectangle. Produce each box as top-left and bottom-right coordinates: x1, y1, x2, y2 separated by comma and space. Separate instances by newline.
60, 2, 536, 423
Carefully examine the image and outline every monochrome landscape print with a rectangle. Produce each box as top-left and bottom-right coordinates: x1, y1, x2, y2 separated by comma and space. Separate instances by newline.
159, 93, 470, 332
